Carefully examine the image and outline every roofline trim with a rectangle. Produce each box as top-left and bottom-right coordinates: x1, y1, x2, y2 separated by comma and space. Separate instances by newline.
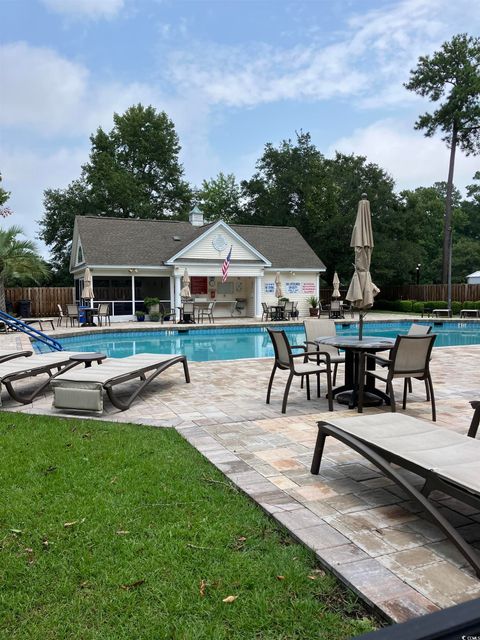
164, 220, 272, 267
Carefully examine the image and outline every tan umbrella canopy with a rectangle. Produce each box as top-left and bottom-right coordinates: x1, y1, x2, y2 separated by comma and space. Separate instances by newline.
181, 268, 191, 299
81, 267, 94, 300
274, 272, 283, 299
345, 194, 380, 339
332, 272, 341, 298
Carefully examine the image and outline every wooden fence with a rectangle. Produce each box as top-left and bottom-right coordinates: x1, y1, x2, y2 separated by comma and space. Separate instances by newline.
321, 284, 480, 303
6, 287, 75, 317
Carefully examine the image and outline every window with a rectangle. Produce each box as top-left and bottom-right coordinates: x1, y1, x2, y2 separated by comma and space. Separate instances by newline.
77, 245, 83, 264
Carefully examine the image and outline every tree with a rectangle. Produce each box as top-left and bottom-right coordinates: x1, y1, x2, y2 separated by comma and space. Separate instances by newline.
196, 173, 243, 223
41, 179, 92, 285
0, 173, 13, 219
240, 131, 332, 234
405, 34, 480, 287
0, 226, 49, 311
39, 104, 193, 281
84, 104, 192, 218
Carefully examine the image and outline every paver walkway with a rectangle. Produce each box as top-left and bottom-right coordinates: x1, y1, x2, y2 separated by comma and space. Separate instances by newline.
1, 325, 479, 623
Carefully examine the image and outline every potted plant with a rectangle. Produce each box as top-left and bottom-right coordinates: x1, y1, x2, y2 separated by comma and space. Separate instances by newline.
135, 310, 145, 322
144, 297, 160, 314
307, 296, 319, 317
149, 311, 161, 322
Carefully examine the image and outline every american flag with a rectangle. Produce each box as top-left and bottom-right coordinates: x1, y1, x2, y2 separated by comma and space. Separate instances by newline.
222, 246, 232, 283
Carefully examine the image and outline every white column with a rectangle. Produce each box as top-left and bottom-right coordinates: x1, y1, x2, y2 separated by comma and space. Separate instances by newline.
254, 275, 262, 318
131, 274, 136, 316
174, 275, 181, 320
169, 276, 175, 309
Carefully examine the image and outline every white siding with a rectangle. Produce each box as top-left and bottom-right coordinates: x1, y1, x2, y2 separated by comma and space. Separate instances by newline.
180, 229, 261, 262
262, 272, 319, 317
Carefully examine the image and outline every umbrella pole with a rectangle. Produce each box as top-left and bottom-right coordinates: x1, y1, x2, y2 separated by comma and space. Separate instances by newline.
359, 312, 364, 340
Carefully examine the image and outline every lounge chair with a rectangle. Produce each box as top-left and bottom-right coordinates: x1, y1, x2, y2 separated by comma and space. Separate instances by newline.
51, 353, 190, 413
266, 328, 333, 413
0, 349, 32, 363
311, 413, 480, 577
0, 351, 84, 405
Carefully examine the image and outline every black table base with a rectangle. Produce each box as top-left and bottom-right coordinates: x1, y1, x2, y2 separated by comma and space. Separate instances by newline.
328, 344, 392, 410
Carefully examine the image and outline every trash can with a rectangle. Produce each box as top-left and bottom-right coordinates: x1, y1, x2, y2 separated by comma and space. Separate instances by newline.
78, 308, 86, 324
17, 300, 31, 317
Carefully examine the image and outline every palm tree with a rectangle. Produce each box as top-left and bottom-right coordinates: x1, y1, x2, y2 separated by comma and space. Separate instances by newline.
0, 226, 49, 312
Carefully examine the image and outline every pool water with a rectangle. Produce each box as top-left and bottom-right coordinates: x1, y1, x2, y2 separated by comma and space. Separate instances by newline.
40, 321, 480, 362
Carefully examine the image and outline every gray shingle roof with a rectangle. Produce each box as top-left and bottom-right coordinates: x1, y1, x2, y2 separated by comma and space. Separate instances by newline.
74, 216, 325, 270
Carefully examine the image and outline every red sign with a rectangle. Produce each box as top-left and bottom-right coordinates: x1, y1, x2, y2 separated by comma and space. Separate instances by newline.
302, 282, 316, 294
191, 276, 208, 295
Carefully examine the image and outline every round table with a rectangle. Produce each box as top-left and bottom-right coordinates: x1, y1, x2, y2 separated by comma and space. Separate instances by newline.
69, 352, 106, 368
315, 335, 396, 409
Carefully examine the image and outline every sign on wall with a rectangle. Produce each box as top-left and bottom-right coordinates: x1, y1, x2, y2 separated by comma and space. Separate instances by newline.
264, 283, 275, 293
285, 282, 301, 294
302, 282, 316, 294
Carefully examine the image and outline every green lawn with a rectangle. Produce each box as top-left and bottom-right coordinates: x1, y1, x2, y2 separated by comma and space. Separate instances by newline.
0, 414, 377, 639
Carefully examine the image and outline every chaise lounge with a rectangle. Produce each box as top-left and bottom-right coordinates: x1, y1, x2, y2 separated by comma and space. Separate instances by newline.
51, 353, 190, 413
0, 351, 86, 405
311, 412, 480, 577
0, 349, 33, 363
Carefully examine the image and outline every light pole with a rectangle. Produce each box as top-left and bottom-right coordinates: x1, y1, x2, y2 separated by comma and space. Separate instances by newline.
416, 263, 421, 286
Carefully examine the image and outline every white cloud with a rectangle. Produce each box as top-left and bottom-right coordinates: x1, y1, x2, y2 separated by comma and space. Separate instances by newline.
165, 0, 480, 110
0, 145, 89, 252
328, 119, 479, 192
41, 0, 124, 20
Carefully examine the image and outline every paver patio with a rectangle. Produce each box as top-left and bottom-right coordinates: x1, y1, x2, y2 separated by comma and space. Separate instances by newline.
1, 321, 479, 623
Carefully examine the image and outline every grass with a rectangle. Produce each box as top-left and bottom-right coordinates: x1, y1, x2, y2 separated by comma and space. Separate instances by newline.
0, 413, 378, 639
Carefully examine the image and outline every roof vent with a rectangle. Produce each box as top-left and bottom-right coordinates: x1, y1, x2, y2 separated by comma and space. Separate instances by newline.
189, 205, 204, 227
173, 235, 181, 241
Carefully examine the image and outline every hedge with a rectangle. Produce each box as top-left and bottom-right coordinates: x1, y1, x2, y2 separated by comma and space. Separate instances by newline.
372, 299, 480, 313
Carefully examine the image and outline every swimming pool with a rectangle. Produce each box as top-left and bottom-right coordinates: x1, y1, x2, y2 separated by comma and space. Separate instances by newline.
37, 321, 480, 362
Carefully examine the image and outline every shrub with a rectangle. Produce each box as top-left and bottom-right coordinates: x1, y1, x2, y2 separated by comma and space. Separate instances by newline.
451, 301, 462, 315
397, 300, 414, 312
412, 302, 424, 313
149, 311, 161, 322
144, 297, 160, 312
429, 300, 448, 310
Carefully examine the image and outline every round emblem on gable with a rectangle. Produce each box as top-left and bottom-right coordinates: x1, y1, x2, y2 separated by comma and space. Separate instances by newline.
212, 234, 228, 251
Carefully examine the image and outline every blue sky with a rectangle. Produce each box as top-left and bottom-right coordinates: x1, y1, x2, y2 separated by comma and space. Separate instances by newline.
1, 0, 479, 255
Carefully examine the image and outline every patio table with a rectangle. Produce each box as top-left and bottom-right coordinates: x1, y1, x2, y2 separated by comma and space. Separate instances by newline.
315, 335, 395, 409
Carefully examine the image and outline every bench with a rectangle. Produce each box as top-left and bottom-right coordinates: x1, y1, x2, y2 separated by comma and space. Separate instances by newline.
460, 309, 480, 318
311, 412, 480, 577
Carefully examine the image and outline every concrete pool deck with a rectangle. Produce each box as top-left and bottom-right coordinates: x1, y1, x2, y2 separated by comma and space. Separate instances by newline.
1, 317, 479, 624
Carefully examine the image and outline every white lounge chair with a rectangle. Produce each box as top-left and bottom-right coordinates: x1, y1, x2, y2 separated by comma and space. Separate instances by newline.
311, 412, 480, 577
0, 351, 85, 405
51, 353, 190, 413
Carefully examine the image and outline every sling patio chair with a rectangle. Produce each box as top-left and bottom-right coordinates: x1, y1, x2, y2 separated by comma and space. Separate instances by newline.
303, 318, 345, 386
358, 333, 437, 420
310, 412, 480, 577
94, 303, 111, 326
0, 351, 86, 406
266, 328, 333, 414
66, 304, 79, 327
51, 353, 190, 413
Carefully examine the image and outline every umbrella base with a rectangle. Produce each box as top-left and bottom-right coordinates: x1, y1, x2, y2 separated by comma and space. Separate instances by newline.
336, 390, 383, 409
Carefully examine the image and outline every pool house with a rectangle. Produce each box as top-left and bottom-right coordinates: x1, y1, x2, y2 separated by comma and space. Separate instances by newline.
70, 209, 326, 321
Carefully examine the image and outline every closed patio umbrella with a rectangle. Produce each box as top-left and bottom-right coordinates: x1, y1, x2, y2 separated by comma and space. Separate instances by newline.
332, 272, 341, 298
181, 268, 191, 299
82, 267, 94, 301
274, 272, 283, 299
345, 194, 380, 339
